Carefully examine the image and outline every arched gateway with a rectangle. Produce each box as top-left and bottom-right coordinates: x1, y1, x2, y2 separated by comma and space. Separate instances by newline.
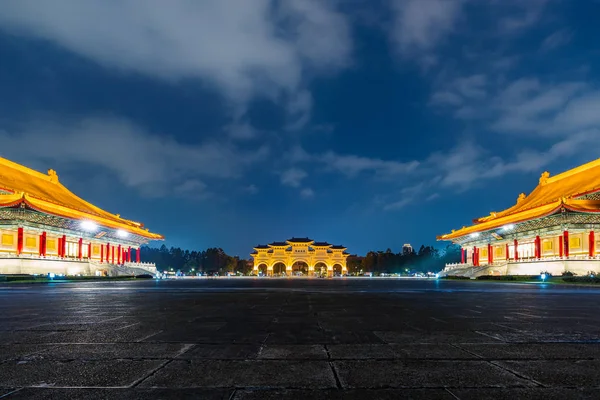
251, 238, 349, 277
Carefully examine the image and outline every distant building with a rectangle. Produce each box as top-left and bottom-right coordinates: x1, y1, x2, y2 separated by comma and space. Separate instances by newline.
402, 244, 413, 255
438, 158, 600, 277
0, 156, 162, 276
251, 237, 349, 277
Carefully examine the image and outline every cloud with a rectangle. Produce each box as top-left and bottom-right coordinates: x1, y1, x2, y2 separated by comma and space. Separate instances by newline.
0, 117, 268, 197
0, 0, 352, 129
540, 29, 573, 52
322, 152, 419, 178
497, 0, 549, 34
244, 184, 259, 195
300, 188, 315, 198
280, 168, 308, 187
389, 0, 464, 64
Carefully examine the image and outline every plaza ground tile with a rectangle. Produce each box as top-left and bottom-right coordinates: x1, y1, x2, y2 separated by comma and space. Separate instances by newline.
327, 344, 398, 359
498, 360, 600, 388
0, 359, 164, 387
459, 343, 600, 360
1, 388, 233, 399
257, 344, 328, 359
138, 360, 337, 389
232, 388, 455, 399
389, 344, 477, 359
177, 344, 261, 360
332, 360, 534, 389
450, 387, 600, 400
373, 331, 502, 344
0, 344, 59, 362
28, 343, 192, 360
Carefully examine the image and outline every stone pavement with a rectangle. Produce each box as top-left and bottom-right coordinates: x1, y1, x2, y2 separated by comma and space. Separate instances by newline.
1, 278, 600, 399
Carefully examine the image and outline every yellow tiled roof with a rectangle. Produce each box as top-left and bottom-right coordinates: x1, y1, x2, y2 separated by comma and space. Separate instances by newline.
0, 156, 163, 239
439, 158, 600, 240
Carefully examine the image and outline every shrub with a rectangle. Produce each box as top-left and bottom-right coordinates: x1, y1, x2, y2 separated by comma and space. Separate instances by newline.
440, 275, 471, 280
562, 271, 575, 277
562, 276, 600, 284
476, 275, 539, 281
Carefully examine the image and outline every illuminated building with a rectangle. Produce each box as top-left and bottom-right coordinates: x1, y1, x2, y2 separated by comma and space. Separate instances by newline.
402, 243, 413, 255
0, 157, 162, 276
251, 238, 348, 277
438, 158, 600, 277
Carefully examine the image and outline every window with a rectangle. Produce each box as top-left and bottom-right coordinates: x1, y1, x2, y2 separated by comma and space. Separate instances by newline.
25, 237, 36, 248
46, 239, 56, 251
543, 240, 553, 251
1, 234, 14, 246
495, 247, 504, 257
481, 248, 488, 258
93, 245, 100, 255
569, 237, 581, 249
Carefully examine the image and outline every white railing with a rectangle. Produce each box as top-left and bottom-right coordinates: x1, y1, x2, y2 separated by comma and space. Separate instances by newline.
446, 255, 600, 268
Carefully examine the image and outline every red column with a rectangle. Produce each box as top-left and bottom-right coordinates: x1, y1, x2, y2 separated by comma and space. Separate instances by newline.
88, 243, 92, 259
488, 243, 493, 264
136, 248, 141, 263
563, 231, 569, 258
17, 227, 24, 255
39, 233, 44, 256
78, 238, 83, 259
461, 248, 465, 264
42, 232, 46, 257
535, 236, 540, 259
62, 235, 66, 258
117, 244, 121, 264
127, 247, 131, 262
472, 247, 477, 266
559, 235, 563, 257
111, 245, 115, 264
514, 239, 519, 261
590, 231, 595, 257
505, 243, 509, 260
58, 237, 62, 257
100, 244, 104, 263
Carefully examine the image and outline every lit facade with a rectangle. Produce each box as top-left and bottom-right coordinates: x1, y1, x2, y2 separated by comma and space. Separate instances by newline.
438, 158, 600, 277
251, 238, 349, 277
0, 157, 162, 276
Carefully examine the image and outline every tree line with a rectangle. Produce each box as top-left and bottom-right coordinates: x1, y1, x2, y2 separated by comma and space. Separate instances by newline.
140, 243, 461, 274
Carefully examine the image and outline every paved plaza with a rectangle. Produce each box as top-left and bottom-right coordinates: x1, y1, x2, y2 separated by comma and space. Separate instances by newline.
1, 278, 600, 399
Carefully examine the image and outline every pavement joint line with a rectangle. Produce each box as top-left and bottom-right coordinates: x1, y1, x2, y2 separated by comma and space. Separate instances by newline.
136, 330, 163, 342
449, 343, 546, 388
0, 388, 23, 398
444, 387, 461, 399
129, 343, 196, 388
474, 331, 507, 342
114, 322, 141, 331
227, 388, 237, 400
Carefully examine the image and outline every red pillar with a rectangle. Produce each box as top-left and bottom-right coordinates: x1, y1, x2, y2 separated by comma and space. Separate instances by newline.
472, 247, 477, 266
559, 235, 563, 257
136, 248, 141, 263
17, 227, 23, 255
514, 239, 519, 261
505, 243, 509, 260
78, 238, 83, 259
100, 244, 104, 263
57, 237, 62, 257
88, 243, 92, 259
42, 232, 46, 257
111, 245, 115, 264
590, 231, 595, 257
62, 235, 66, 258
461, 248, 465, 264
39, 233, 44, 257
563, 231, 569, 258
488, 243, 493, 264
117, 244, 121, 264
535, 236, 540, 259
127, 247, 131, 262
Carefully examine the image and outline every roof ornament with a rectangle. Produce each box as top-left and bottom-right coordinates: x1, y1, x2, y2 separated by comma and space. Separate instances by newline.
489, 211, 497, 218
47, 169, 59, 183
517, 193, 526, 203
539, 171, 550, 185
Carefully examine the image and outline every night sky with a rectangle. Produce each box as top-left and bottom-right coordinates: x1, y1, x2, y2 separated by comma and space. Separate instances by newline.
1, 1, 599, 257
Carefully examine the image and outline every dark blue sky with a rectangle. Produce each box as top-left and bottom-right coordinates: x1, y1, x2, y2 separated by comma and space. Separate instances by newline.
1, 0, 599, 257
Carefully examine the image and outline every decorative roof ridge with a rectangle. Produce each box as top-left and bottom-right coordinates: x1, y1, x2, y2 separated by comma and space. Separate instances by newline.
545, 157, 600, 185
0, 156, 56, 183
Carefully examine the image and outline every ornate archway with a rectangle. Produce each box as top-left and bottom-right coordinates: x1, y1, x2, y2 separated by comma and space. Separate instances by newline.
291, 260, 309, 276
314, 262, 327, 277
256, 263, 267, 276
272, 262, 286, 276
333, 264, 343, 276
